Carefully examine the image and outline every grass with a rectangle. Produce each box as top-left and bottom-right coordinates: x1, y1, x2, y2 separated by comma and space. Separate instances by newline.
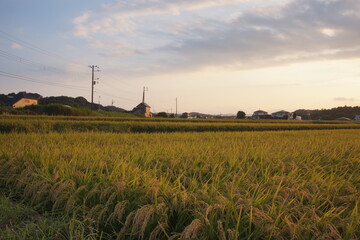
0, 127, 359, 239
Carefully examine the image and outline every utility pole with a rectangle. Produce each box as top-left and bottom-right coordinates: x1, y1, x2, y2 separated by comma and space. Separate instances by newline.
142, 86, 148, 103
176, 97, 178, 118
89, 65, 99, 110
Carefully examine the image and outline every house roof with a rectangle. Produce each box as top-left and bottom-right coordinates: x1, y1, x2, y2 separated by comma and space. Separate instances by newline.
135, 102, 150, 108
336, 117, 352, 121
12, 97, 38, 106
272, 110, 290, 114
254, 110, 267, 114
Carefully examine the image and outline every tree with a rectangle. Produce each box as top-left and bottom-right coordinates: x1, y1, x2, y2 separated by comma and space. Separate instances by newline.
236, 111, 246, 119
156, 112, 168, 118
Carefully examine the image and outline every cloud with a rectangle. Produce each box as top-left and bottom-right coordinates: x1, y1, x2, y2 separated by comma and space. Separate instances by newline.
73, 14, 135, 38
321, 28, 336, 37
102, 0, 253, 17
11, 42, 23, 49
73, 12, 92, 24
334, 97, 358, 102
88, 39, 139, 57
72, 0, 257, 38
155, 0, 360, 72
72, 0, 360, 75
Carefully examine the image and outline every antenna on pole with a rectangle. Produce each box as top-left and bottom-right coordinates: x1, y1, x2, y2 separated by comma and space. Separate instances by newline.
176, 97, 178, 118
142, 86, 148, 103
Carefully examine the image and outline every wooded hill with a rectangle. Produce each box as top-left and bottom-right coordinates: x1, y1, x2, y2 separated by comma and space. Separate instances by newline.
295, 106, 360, 120
0, 92, 127, 112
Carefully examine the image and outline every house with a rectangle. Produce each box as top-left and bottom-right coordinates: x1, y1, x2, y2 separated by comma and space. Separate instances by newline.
252, 110, 268, 119
180, 112, 190, 118
289, 112, 302, 120
336, 117, 352, 121
132, 102, 152, 117
12, 97, 38, 108
271, 110, 290, 119
355, 115, 360, 121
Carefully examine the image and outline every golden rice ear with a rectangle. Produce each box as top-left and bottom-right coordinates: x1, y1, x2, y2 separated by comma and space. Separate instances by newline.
181, 219, 203, 239
118, 211, 135, 239
226, 228, 237, 240
65, 185, 86, 212
106, 200, 128, 225
99, 186, 113, 202
148, 224, 162, 240
131, 204, 155, 239
217, 221, 226, 240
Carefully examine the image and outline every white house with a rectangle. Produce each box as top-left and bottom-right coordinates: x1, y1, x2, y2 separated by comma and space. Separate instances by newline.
271, 110, 290, 119
355, 115, 360, 121
252, 110, 268, 119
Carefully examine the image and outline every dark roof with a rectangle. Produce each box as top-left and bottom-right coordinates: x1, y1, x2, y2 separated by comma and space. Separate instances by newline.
272, 110, 290, 114
254, 110, 267, 113
135, 102, 150, 108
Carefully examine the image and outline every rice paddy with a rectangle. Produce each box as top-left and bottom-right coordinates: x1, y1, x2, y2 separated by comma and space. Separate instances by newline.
0, 117, 359, 239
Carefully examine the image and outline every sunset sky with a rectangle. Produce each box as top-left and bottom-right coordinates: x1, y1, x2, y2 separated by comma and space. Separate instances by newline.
1, 0, 360, 115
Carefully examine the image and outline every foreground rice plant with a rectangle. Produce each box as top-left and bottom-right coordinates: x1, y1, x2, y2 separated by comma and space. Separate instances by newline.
0, 129, 359, 239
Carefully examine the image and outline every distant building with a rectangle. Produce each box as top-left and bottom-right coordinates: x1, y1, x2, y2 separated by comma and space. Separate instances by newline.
180, 112, 190, 118
355, 115, 360, 121
289, 112, 302, 120
336, 117, 352, 121
271, 110, 290, 119
132, 102, 152, 117
132, 87, 152, 117
12, 98, 38, 108
252, 110, 268, 119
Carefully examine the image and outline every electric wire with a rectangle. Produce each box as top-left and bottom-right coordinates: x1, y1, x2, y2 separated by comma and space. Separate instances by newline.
0, 30, 83, 66
95, 89, 139, 103
0, 70, 89, 92
0, 30, 141, 104
0, 50, 65, 73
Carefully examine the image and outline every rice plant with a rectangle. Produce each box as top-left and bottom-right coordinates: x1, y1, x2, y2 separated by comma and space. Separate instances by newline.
0, 125, 359, 239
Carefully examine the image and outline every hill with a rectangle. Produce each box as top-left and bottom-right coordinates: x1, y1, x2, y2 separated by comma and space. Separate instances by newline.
295, 106, 360, 120
0, 92, 127, 112
0, 92, 42, 106
0, 92, 135, 117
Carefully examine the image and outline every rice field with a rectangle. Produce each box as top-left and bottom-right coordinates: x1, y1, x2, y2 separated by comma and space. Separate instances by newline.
1, 116, 360, 134
0, 118, 359, 239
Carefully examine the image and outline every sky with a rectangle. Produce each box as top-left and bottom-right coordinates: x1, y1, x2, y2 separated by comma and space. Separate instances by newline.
0, 0, 360, 115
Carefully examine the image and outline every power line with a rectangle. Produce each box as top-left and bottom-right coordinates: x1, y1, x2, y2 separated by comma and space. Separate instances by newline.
0, 70, 89, 91
0, 70, 138, 104
0, 30, 83, 66
101, 81, 138, 95
0, 49, 65, 73
95, 89, 138, 103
